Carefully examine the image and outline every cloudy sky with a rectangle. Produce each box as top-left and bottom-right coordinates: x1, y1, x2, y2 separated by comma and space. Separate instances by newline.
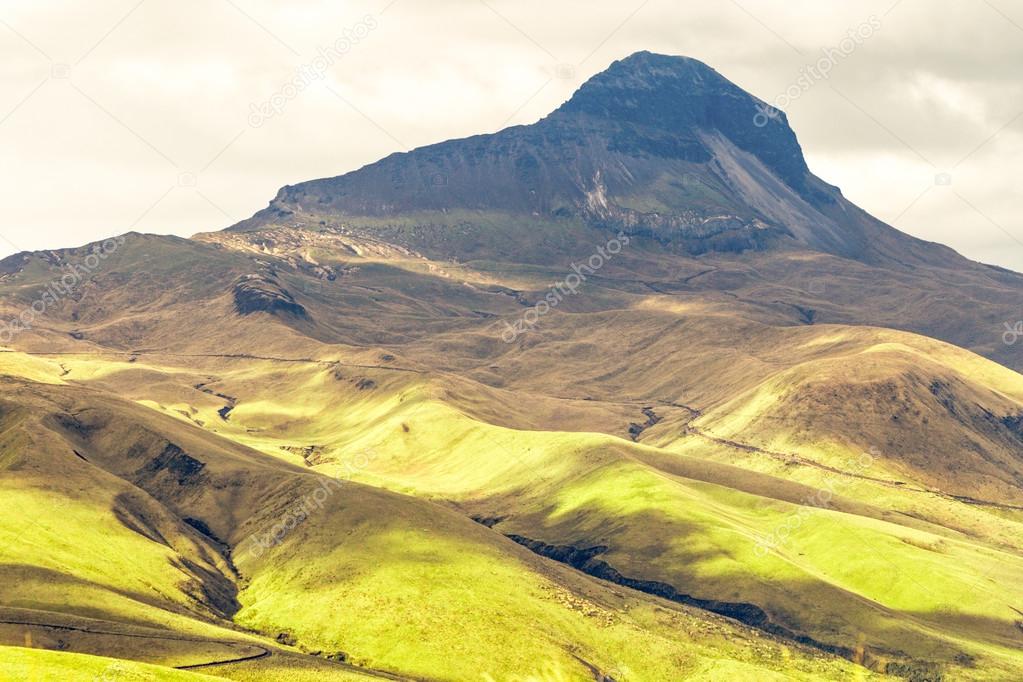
2, 0, 1022, 270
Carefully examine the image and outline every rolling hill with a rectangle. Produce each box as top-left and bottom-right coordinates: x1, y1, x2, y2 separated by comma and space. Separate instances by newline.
1, 51, 1021, 681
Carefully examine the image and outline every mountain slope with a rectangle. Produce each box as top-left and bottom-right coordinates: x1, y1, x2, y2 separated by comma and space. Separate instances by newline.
0, 354, 872, 681
220, 51, 1023, 371
231, 52, 957, 265
2, 50, 1023, 681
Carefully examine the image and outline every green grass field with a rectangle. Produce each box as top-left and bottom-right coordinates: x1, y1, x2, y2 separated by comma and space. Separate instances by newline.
1, 228, 1022, 680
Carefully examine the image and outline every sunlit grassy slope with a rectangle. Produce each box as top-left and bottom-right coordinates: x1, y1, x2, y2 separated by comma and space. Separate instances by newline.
0, 646, 222, 681
195, 378, 1023, 679
0, 358, 869, 681
1, 228, 1022, 680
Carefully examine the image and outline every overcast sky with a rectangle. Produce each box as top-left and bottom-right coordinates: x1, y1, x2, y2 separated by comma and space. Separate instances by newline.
2, 0, 1022, 270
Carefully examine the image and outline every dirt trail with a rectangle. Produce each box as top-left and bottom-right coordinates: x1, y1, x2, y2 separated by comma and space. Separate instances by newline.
688, 426, 1023, 511
0, 615, 270, 667
174, 647, 270, 669
0, 615, 414, 679
2, 349, 424, 374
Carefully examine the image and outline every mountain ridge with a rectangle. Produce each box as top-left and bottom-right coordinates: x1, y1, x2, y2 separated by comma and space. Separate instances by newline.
228, 51, 980, 271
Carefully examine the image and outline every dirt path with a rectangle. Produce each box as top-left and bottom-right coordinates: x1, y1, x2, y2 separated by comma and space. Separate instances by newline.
688, 426, 1023, 511
174, 646, 271, 670
0, 615, 414, 679
0, 616, 271, 668
1, 349, 424, 374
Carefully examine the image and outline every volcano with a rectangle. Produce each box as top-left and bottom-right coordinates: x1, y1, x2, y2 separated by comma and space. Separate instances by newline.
235, 52, 969, 265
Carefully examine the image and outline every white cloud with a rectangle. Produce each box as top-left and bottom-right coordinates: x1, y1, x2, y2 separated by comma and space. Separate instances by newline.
0, 0, 1020, 271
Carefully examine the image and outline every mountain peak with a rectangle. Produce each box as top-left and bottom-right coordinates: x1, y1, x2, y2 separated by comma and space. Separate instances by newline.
229, 51, 872, 259
563, 51, 726, 99
554, 51, 809, 189
557, 51, 750, 120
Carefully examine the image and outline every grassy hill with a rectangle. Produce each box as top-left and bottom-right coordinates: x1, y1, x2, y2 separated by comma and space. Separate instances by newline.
0, 223, 1021, 679
0, 352, 875, 680
2, 50, 1023, 681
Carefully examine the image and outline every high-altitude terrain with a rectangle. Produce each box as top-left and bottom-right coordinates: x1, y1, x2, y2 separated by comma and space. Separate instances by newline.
1, 52, 1021, 681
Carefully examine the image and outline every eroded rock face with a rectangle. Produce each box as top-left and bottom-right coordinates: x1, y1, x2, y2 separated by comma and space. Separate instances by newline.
555, 51, 810, 191
227, 51, 840, 257
232, 274, 307, 318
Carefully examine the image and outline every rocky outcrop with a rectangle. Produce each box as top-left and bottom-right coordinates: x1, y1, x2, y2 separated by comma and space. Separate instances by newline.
232, 274, 307, 318
137, 443, 206, 486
